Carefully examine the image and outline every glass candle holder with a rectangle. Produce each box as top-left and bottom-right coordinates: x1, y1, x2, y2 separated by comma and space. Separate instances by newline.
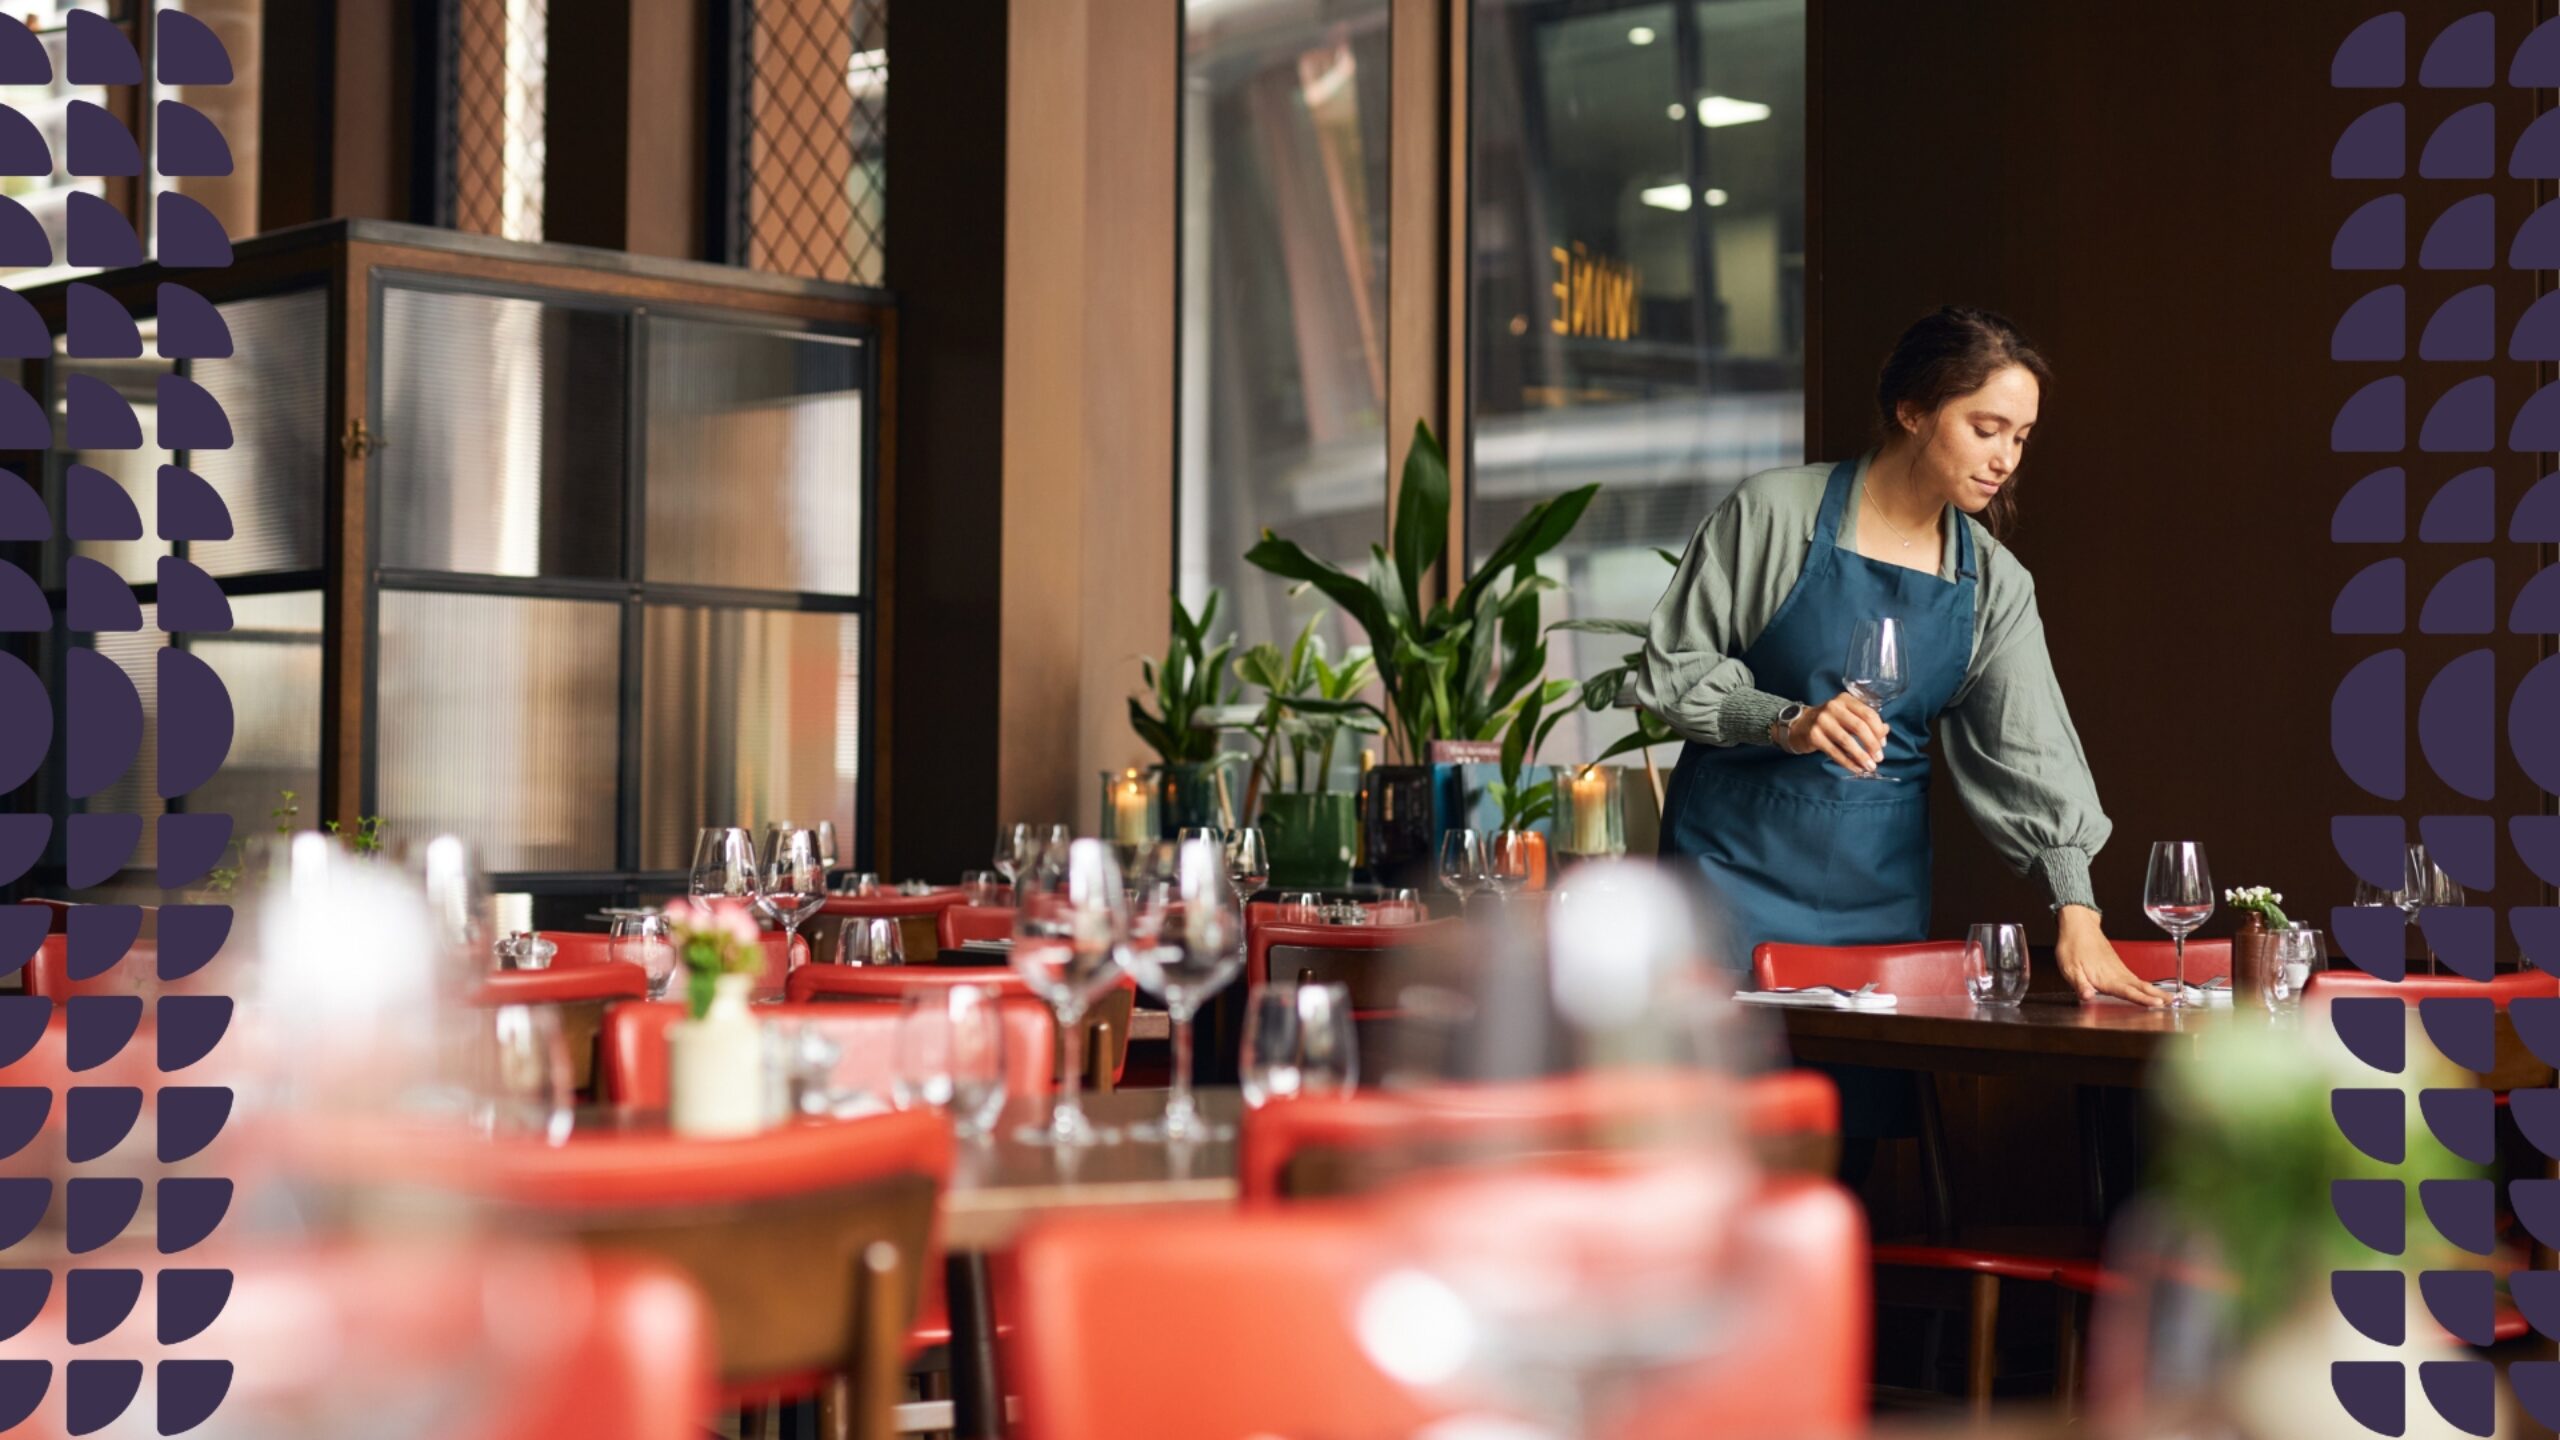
1101, 768, 1160, 849
1553, 765, 1625, 861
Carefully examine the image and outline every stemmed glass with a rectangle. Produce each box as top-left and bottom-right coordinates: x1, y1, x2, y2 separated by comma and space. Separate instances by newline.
2402, 843, 2463, 974
689, 826, 759, 903
610, 913, 677, 1000
1225, 826, 1269, 908
994, 823, 1033, 885
1485, 831, 1535, 902
1840, 618, 1905, 781
2142, 841, 2215, 1010
1009, 838, 1134, 1146
1438, 829, 1487, 912
896, 985, 1009, 1140
1240, 981, 1358, 1106
1122, 837, 1247, 1142
757, 828, 828, 974
814, 820, 840, 888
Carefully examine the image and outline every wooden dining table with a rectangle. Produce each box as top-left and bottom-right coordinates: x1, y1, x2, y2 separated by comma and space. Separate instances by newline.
1775, 992, 2210, 1090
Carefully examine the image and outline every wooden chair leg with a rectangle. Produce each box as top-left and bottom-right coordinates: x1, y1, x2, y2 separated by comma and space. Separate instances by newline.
1917, 1078, 1956, 1244
1091, 1020, 1116, 1095
2056, 1288, 2084, 1416
843, 1241, 902, 1440
1968, 1272, 2001, 1417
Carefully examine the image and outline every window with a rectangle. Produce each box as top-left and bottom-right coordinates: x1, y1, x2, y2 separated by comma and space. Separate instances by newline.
1469, 0, 1806, 764
1175, 0, 1391, 679
726, 0, 888, 285
437, 0, 549, 241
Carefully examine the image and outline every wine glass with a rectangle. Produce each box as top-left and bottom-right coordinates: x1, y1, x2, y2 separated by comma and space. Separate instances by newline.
1010, 839, 1134, 1146
1225, 826, 1269, 906
756, 828, 828, 974
1438, 829, 1487, 909
757, 820, 798, 871
1378, 887, 1423, 924
840, 916, 903, 967
689, 826, 759, 903
2263, 928, 2325, 1017
1485, 831, 1535, 901
472, 1004, 574, 1145
896, 985, 1009, 1140
994, 823, 1034, 885
960, 870, 1006, 908
2142, 842, 2215, 1010
609, 913, 677, 1000
1122, 837, 1247, 1143
2403, 843, 2463, 974
1240, 981, 1358, 1106
1966, 923, 2029, 1008
814, 820, 840, 883
1840, 617, 1905, 781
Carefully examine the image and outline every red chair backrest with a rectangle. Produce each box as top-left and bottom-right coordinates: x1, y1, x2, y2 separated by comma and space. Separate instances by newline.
938, 905, 1016, 949
24, 934, 167, 1001
602, 998, 1055, 1107
1247, 912, 1459, 988
1754, 940, 1971, 998
18, 898, 73, 935
2114, 938, 2232, 984
535, 929, 805, 997
1239, 1068, 1840, 1203
1008, 1170, 1867, 1440
471, 963, 649, 1008
2306, 968, 2559, 1007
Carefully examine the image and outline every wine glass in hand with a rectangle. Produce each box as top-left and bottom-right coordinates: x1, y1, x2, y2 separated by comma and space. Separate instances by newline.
2142, 841, 2215, 1011
1839, 618, 1905, 781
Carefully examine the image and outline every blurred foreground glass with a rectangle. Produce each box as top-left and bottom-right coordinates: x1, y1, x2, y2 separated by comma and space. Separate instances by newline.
1124, 837, 1247, 1142
611, 913, 677, 1000
1241, 982, 1358, 1107
1011, 840, 1135, 1146
896, 985, 1009, 1140
2262, 928, 2324, 1017
466, 1005, 575, 1145
1966, 923, 2028, 1008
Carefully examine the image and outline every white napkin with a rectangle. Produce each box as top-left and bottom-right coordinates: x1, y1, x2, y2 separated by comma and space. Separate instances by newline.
2154, 979, 2232, 1008
1736, 987, 1899, 1011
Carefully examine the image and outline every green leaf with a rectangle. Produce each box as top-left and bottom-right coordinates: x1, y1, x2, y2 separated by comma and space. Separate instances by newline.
1392, 420, 1450, 621
1654, 547, 1683, 569
1457, 483, 1601, 620
1589, 723, 1678, 767
1247, 533, 1391, 654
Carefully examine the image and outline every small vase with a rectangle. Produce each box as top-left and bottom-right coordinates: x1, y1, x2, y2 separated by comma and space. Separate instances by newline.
1260, 793, 1357, 888
670, 973, 763, 1138
2231, 912, 2269, 1006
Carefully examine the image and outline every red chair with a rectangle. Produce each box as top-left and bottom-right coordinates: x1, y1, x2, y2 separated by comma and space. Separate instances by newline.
1245, 904, 1454, 990
787, 962, 1132, 1088
1006, 1167, 1868, 1440
536, 929, 807, 999
16, 897, 74, 934
1752, 939, 1970, 997
2114, 938, 2232, 985
1239, 1068, 1843, 1204
600, 998, 1055, 1108
471, 962, 648, 1099
819, 890, 968, 963
938, 904, 1016, 950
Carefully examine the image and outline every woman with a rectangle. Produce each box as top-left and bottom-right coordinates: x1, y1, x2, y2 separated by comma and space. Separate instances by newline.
1636, 306, 2156, 1011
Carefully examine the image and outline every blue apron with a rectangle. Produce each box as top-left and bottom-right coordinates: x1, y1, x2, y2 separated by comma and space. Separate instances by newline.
1660, 456, 1977, 1134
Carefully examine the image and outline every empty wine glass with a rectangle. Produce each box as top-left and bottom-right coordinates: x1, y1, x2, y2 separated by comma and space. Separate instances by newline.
960, 870, 1006, 908
1240, 981, 1358, 1107
1123, 837, 1247, 1143
757, 820, 798, 870
757, 829, 828, 973
1010, 839, 1134, 1146
2403, 843, 2464, 974
1438, 829, 1487, 908
1485, 831, 1535, 901
814, 820, 840, 879
897, 985, 1009, 1140
1226, 826, 1269, 905
2263, 927, 2324, 1016
1840, 617, 1906, 781
472, 1005, 573, 1145
1378, 887, 1423, 924
994, 823, 1034, 885
690, 826, 759, 904
610, 913, 677, 1000
840, 915, 903, 967
1279, 891, 1326, 924
2143, 841, 2215, 1010
1966, 922, 2029, 1008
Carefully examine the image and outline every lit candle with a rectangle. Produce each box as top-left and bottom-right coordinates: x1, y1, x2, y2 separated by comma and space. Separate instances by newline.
1112, 770, 1154, 845
1571, 768, 1609, 855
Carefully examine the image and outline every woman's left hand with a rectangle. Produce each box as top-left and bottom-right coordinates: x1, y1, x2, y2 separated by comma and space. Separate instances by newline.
2055, 906, 2164, 1008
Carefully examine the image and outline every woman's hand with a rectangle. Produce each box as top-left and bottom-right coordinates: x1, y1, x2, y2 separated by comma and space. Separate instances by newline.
2055, 905, 2164, 1007
1782, 692, 1891, 775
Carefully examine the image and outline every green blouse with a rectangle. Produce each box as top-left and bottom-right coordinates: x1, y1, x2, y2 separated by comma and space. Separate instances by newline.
1632, 450, 2109, 914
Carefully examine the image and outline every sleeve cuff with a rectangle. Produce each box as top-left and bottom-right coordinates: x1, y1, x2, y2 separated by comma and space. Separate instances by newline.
1717, 688, 1795, 747
2033, 847, 2100, 914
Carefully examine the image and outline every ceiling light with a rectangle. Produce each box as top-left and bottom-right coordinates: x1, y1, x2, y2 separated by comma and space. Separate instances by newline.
1628, 25, 1656, 44
1696, 95, 1771, 128
1703, 187, 1729, 206
1640, 184, 1691, 212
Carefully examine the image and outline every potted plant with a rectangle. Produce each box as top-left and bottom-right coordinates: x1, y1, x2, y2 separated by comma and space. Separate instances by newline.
2222, 885, 2292, 1007
1232, 613, 1386, 888
1128, 588, 1244, 834
1246, 421, 1598, 886
664, 897, 770, 1137
1481, 677, 1579, 889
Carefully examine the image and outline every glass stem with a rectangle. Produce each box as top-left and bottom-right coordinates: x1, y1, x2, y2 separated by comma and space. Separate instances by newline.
2175, 933, 2186, 998
1053, 1004, 1087, 1135
1166, 1000, 1197, 1128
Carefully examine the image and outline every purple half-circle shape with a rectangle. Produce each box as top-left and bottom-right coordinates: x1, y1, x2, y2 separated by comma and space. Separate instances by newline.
155, 466, 230, 541
2420, 466, 2495, 540
0, 561, 46, 632
2430, 193, 2497, 268
64, 99, 137, 178
2335, 284, 2406, 359
2336, 193, 2406, 269
155, 650, 232, 796
151, 100, 232, 178
2422, 102, 2495, 178
63, 649, 141, 800
65, 464, 141, 541
154, 284, 232, 359
2419, 559, 2496, 634
2511, 656, 2560, 797
2422, 374, 2496, 450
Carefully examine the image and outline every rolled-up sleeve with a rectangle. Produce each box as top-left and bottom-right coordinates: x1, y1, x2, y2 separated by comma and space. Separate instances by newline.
1939, 568, 2113, 912
1634, 488, 1800, 747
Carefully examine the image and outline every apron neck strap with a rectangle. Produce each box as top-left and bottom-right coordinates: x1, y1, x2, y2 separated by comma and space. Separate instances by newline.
1954, 507, 1979, 580
1813, 457, 1860, 548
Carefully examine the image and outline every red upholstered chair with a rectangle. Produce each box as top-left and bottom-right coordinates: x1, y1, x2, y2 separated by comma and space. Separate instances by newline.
1239, 1068, 1843, 1204
2113, 938, 2232, 985
818, 890, 969, 963
938, 904, 1017, 950
536, 929, 806, 999
23, 934, 166, 1000
17, 897, 73, 934
786, 962, 1131, 1089
471, 961, 648, 1099
1006, 1168, 1868, 1440
1244, 904, 1454, 990
1752, 939, 1972, 997
601, 999, 1054, 1108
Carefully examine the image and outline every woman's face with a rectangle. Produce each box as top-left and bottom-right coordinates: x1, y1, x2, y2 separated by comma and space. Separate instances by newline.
1899, 363, 2039, 515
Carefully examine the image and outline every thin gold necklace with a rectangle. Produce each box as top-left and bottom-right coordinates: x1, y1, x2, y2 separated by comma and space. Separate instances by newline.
1864, 461, 1922, 551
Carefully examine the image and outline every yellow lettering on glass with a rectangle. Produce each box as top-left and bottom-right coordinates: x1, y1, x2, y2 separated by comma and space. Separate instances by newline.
1548, 241, 1640, 341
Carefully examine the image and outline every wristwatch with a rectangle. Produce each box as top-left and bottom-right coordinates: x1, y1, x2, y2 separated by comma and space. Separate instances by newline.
1771, 702, 1809, 752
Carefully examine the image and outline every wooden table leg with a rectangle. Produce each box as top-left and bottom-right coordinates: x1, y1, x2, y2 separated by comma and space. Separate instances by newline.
1967, 1272, 2001, 1417
948, 1253, 1006, 1440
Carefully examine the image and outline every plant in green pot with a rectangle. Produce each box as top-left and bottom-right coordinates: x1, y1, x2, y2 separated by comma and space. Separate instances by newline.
1232, 614, 1386, 889
1246, 420, 1598, 886
1128, 587, 1244, 834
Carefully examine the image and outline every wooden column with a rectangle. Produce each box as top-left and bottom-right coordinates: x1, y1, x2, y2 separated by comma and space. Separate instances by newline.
1387, 0, 1468, 583
258, 0, 419, 228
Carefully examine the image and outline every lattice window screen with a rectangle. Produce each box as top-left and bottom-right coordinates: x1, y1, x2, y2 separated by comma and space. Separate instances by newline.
741, 0, 886, 285
451, 0, 548, 242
